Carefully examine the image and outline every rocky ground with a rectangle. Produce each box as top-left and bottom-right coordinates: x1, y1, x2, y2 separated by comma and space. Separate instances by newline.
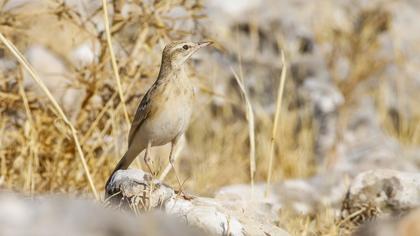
202, 0, 420, 234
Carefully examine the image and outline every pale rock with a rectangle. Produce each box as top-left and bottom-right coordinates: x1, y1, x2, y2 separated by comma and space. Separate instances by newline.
216, 173, 348, 217
207, 0, 261, 19
24, 45, 85, 120
0, 193, 202, 236
70, 41, 100, 67
352, 208, 420, 236
106, 169, 290, 236
341, 169, 420, 223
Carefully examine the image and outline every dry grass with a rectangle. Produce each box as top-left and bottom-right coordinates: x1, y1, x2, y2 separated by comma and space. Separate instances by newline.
279, 208, 343, 236
101, 0, 130, 125
265, 49, 287, 197
231, 66, 256, 193
0, 1, 419, 235
0, 32, 98, 199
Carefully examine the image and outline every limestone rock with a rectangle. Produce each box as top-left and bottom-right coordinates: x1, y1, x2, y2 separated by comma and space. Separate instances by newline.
352, 208, 420, 236
0, 192, 202, 236
341, 169, 420, 224
24, 45, 86, 120
106, 169, 290, 236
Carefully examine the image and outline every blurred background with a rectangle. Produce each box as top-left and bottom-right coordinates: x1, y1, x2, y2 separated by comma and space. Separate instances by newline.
0, 0, 419, 235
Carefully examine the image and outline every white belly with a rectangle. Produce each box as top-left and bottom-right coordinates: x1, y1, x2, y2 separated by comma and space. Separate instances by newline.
140, 96, 193, 146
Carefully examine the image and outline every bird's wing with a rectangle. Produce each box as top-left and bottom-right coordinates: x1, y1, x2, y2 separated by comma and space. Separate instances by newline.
127, 84, 156, 147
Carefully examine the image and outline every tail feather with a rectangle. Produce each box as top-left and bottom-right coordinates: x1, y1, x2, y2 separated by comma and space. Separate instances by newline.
105, 150, 137, 192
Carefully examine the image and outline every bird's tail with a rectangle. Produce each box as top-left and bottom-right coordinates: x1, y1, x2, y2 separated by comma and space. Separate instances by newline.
105, 149, 137, 192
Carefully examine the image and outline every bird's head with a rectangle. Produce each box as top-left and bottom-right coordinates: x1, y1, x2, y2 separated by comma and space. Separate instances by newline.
161, 41, 212, 68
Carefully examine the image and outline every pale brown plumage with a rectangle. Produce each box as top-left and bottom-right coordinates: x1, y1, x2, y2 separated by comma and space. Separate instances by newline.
106, 41, 211, 188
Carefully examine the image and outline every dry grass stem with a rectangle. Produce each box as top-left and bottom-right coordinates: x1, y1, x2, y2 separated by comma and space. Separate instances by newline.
231, 67, 256, 194
18, 68, 36, 194
0, 32, 99, 200
265, 50, 287, 197
101, 0, 130, 125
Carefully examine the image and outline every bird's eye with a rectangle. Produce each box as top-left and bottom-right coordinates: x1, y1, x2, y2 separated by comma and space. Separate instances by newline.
182, 45, 189, 50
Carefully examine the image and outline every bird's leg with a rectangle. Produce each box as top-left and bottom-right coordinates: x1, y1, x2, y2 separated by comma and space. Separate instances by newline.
166, 138, 193, 199
158, 137, 184, 191
144, 141, 155, 176
159, 136, 181, 182
169, 142, 184, 192
157, 137, 193, 198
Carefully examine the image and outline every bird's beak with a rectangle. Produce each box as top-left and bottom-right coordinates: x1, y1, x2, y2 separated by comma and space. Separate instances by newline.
184, 41, 213, 62
195, 41, 213, 49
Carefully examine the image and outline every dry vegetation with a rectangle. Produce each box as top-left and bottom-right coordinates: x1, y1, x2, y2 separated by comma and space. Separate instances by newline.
0, 0, 419, 235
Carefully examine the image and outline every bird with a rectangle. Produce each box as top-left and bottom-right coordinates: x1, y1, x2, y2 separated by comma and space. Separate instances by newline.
106, 40, 212, 189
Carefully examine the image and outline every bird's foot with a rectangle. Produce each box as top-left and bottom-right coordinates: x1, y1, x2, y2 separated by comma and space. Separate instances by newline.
145, 164, 158, 177
173, 175, 194, 200
175, 189, 195, 200
145, 170, 158, 178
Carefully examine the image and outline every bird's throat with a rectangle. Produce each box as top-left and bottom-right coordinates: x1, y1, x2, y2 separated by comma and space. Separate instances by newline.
157, 63, 186, 82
